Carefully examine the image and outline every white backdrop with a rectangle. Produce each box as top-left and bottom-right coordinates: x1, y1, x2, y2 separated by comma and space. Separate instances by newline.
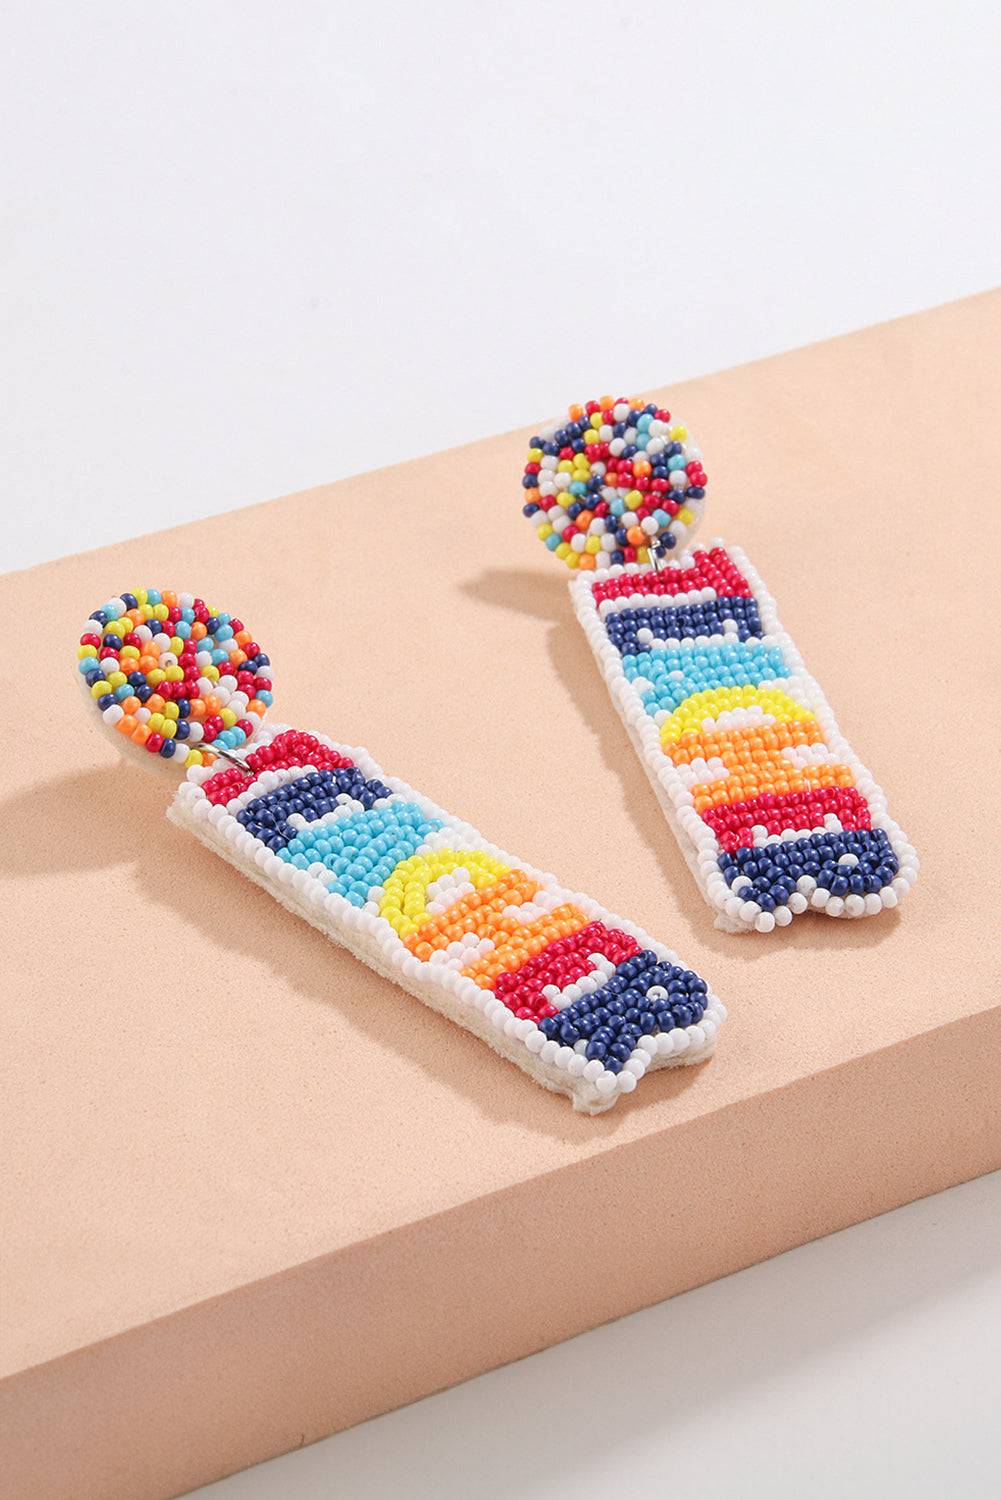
3, 0, 1000, 573
3, 3, 999, 1496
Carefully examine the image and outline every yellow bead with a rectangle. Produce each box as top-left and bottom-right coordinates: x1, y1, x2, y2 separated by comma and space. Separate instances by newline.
135, 589, 148, 606
678, 506, 694, 525
527, 447, 542, 462
153, 604, 169, 621
555, 542, 571, 559
120, 645, 140, 660
566, 552, 579, 569
107, 671, 127, 688
77, 644, 94, 660
169, 636, 184, 654
669, 424, 688, 441
148, 713, 165, 732
164, 665, 184, 682
625, 490, 642, 510
637, 546, 650, 564
585, 536, 601, 554
148, 668, 166, 686
160, 721, 176, 739
163, 702, 180, 721
90, 680, 110, 699
204, 664, 220, 682
185, 749, 203, 767
557, 459, 573, 472
220, 708, 237, 728
537, 523, 554, 540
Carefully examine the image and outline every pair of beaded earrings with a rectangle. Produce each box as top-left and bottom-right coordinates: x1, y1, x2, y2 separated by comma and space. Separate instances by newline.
76, 396, 915, 1113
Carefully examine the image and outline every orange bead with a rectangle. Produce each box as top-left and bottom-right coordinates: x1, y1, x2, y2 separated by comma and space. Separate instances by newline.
568, 403, 584, 421
235, 630, 252, 646
161, 590, 178, 608
627, 526, 645, 547
139, 655, 158, 673
116, 714, 137, 736
131, 724, 150, 746
147, 693, 165, 713
203, 694, 221, 714
121, 695, 140, 715
189, 700, 207, 721
191, 622, 207, 640
578, 554, 596, 571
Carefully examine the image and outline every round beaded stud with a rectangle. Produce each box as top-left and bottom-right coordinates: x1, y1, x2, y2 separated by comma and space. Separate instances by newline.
75, 588, 273, 770
520, 396, 708, 571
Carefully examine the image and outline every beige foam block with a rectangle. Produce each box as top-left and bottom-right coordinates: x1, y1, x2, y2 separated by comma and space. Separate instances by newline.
2, 292, 1000, 1499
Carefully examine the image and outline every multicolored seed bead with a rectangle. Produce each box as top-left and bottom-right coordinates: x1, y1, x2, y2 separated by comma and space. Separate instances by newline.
520, 396, 707, 571
76, 589, 273, 770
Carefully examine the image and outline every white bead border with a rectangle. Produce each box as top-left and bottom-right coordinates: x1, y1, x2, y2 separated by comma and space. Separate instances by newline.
569, 540, 918, 933
166, 724, 726, 1113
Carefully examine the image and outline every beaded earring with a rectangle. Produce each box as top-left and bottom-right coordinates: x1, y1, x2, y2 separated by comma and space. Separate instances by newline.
519, 397, 918, 933
76, 588, 725, 1113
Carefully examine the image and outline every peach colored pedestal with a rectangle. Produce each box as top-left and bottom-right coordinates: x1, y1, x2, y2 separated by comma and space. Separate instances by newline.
3, 294, 1000, 1500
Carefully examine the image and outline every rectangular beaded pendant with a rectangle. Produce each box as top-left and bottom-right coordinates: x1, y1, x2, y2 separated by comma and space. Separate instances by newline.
570, 542, 917, 933
168, 726, 725, 1112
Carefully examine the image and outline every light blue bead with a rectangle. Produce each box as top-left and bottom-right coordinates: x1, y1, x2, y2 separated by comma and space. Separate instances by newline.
78, 657, 98, 674
146, 589, 161, 606
667, 454, 687, 471
175, 620, 191, 638
257, 690, 273, 706
545, 533, 561, 551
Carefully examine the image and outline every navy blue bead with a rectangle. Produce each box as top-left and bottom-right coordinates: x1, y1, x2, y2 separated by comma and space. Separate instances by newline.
159, 739, 177, 758
136, 684, 153, 703
120, 593, 138, 610
97, 693, 115, 710
239, 768, 394, 849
